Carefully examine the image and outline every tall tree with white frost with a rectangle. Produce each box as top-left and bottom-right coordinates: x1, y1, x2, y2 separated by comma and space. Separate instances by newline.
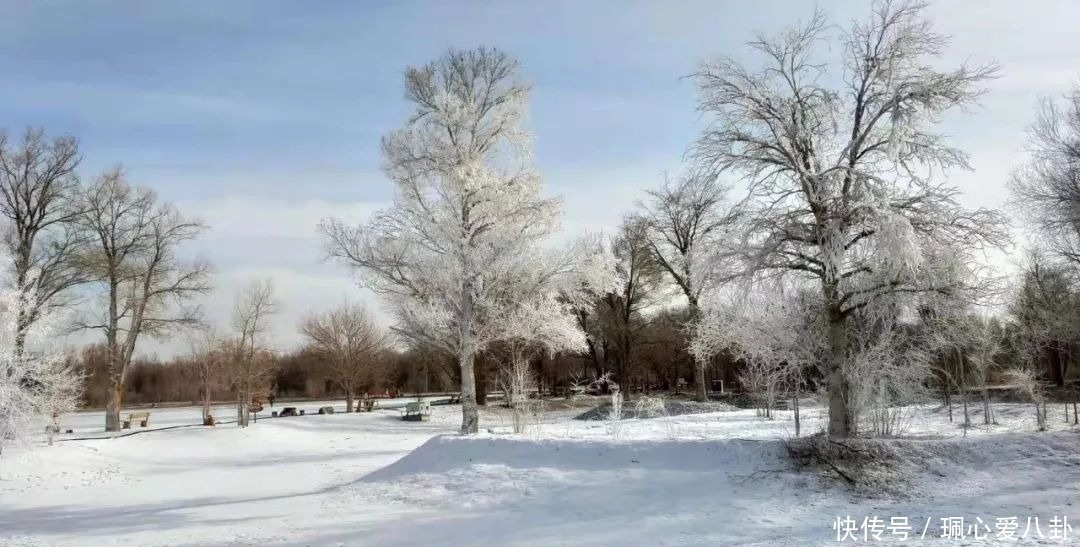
301, 303, 387, 413
638, 173, 736, 401
690, 0, 1007, 437
76, 171, 210, 431
321, 47, 563, 434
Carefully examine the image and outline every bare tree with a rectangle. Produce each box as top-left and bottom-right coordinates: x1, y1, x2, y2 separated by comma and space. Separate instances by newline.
301, 303, 387, 412
689, 1, 1006, 437
189, 328, 225, 425
604, 217, 666, 389
0, 128, 86, 355
76, 170, 210, 431
638, 174, 736, 401
1010, 84, 1080, 266
229, 279, 278, 427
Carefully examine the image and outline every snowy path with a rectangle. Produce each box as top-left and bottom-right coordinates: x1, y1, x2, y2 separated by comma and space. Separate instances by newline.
2, 403, 1080, 546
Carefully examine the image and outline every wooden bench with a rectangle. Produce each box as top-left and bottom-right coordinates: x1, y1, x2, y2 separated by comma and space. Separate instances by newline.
401, 401, 431, 422
122, 411, 150, 429
361, 399, 379, 412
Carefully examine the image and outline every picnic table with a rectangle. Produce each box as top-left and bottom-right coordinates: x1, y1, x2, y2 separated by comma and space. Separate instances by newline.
401, 401, 431, 421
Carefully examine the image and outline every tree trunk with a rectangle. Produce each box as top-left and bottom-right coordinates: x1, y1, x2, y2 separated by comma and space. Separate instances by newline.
694, 360, 708, 402
105, 278, 122, 432
584, 336, 604, 380
459, 351, 478, 434
982, 385, 992, 425
105, 384, 122, 432
826, 365, 852, 438
1049, 343, 1065, 387
793, 387, 801, 437
476, 363, 488, 406
239, 377, 247, 427
672, 360, 680, 395
202, 376, 213, 424
825, 313, 852, 438
946, 389, 954, 423
687, 297, 708, 402
345, 389, 354, 413
962, 386, 970, 427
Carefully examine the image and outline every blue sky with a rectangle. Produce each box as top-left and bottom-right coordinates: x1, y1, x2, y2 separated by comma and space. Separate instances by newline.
1, 0, 1077, 356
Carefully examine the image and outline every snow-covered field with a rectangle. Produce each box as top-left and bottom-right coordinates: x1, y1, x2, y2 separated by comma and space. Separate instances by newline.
2, 401, 1079, 546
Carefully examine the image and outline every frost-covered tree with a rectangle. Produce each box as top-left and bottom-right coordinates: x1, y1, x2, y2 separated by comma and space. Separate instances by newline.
0, 280, 82, 456
495, 238, 615, 432
638, 173, 736, 401
690, 0, 1007, 437
1010, 84, 1080, 266
321, 48, 568, 434
573, 220, 662, 386
693, 284, 826, 434
845, 313, 932, 437
301, 303, 387, 413
1009, 252, 1079, 387
927, 310, 1005, 428
498, 294, 587, 433
1004, 364, 1048, 431
966, 318, 1004, 426
76, 170, 210, 431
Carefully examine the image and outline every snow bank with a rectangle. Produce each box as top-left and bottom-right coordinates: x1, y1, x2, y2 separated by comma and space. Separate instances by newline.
354, 434, 791, 510
573, 399, 738, 420
367, 434, 788, 478
888, 431, 1080, 496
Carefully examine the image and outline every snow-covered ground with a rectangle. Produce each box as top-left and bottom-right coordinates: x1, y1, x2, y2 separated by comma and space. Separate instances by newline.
2, 401, 1079, 546
52, 397, 453, 437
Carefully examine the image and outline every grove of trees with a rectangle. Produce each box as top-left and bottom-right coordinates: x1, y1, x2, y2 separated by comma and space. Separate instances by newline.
3, 0, 1080, 446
